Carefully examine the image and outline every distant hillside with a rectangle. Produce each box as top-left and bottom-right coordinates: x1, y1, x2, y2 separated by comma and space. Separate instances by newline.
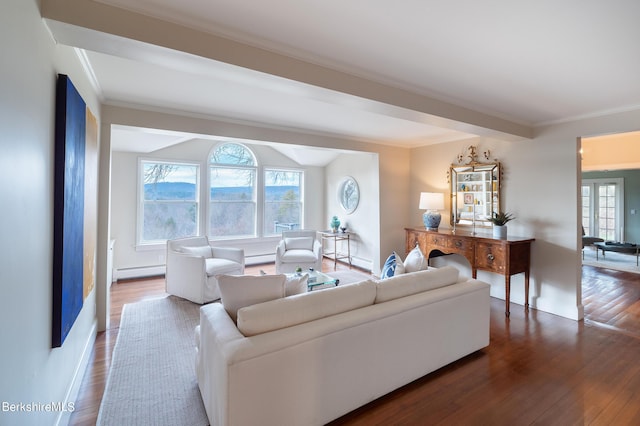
144, 182, 299, 200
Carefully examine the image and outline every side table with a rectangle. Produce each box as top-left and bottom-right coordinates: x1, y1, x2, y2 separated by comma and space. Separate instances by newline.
320, 231, 353, 270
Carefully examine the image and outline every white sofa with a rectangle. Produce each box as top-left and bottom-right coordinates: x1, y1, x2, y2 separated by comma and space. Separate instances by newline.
166, 236, 245, 304
195, 266, 490, 425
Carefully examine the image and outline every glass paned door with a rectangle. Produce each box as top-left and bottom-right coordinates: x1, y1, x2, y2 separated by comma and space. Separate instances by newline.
581, 178, 624, 241
598, 184, 617, 240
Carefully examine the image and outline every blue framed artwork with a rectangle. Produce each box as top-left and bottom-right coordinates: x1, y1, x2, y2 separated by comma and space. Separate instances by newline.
52, 74, 96, 348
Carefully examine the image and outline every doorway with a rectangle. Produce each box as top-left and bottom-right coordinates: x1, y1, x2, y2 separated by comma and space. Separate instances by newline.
581, 178, 624, 241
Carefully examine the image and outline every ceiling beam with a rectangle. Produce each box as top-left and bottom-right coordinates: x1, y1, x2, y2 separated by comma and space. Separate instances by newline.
41, 0, 533, 141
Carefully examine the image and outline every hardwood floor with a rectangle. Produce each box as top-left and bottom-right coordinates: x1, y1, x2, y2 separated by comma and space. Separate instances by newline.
582, 264, 640, 337
70, 264, 640, 425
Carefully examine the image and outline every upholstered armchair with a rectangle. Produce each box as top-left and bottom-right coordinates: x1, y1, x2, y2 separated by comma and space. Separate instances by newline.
275, 230, 322, 274
166, 236, 245, 304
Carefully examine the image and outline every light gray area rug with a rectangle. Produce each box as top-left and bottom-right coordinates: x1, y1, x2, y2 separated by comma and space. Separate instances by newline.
329, 268, 376, 284
97, 270, 371, 426
97, 296, 208, 426
582, 246, 640, 274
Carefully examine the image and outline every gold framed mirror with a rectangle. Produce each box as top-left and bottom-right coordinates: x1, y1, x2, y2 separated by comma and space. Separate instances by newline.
449, 147, 501, 227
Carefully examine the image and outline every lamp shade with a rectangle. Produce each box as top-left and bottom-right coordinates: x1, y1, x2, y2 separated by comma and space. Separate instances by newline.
419, 192, 445, 211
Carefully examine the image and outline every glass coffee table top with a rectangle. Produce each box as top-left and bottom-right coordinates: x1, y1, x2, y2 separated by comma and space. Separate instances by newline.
291, 270, 339, 291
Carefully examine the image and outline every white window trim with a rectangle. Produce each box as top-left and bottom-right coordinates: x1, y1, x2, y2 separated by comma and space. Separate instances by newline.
582, 177, 625, 241
263, 167, 305, 236
208, 142, 258, 240
137, 157, 201, 247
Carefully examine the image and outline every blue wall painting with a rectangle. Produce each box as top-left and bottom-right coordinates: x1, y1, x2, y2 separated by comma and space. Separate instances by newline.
52, 74, 88, 348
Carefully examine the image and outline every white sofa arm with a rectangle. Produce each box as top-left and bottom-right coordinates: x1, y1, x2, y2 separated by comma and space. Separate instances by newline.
313, 240, 323, 269
211, 247, 245, 267
166, 252, 207, 300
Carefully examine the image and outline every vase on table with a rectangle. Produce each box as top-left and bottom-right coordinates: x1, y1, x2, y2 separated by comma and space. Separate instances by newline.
493, 225, 507, 239
330, 216, 340, 233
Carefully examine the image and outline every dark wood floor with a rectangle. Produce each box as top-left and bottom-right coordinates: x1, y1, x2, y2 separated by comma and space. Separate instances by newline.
70, 264, 640, 425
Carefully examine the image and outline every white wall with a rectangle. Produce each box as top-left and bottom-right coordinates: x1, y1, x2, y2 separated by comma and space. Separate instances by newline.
325, 152, 379, 271
0, 1, 100, 425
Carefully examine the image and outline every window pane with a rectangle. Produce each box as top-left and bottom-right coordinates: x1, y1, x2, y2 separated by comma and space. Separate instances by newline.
210, 201, 255, 237
208, 143, 257, 239
142, 201, 197, 241
140, 162, 199, 243
143, 164, 197, 200
210, 143, 255, 166
210, 168, 255, 200
264, 170, 303, 236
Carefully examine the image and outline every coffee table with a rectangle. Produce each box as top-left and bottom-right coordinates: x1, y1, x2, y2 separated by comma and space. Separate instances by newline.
292, 270, 339, 291
594, 241, 640, 266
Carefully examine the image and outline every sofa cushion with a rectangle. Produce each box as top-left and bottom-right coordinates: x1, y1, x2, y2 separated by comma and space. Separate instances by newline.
404, 246, 428, 273
380, 251, 405, 279
374, 265, 460, 303
217, 274, 286, 322
285, 273, 309, 296
181, 245, 213, 258
284, 237, 314, 251
204, 258, 242, 276
237, 279, 377, 336
281, 250, 317, 263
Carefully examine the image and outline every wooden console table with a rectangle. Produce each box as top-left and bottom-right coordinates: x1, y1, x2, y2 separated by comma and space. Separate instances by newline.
405, 228, 534, 317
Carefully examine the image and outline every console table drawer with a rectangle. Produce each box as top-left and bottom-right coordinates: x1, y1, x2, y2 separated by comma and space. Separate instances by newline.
475, 242, 506, 273
427, 234, 449, 248
447, 237, 472, 251
406, 230, 428, 253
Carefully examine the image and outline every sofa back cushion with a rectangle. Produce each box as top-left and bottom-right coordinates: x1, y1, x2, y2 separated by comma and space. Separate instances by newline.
237, 279, 377, 336
374, 265, 460, 303
284, 236, 314, 251
218, 274, 286, 322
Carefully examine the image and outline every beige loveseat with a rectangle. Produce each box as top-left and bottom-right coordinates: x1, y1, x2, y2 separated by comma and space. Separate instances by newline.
195, 266, 490, 426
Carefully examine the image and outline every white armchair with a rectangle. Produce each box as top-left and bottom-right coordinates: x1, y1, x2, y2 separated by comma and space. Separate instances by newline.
275, 230, 322, 274
166, 236, 245, 304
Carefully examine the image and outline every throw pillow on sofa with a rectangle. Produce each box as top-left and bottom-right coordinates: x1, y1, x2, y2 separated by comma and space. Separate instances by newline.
380, 251, 405, 279
285, 273, 309, 296
404, 245, 428, 273
217, 274, 286, 322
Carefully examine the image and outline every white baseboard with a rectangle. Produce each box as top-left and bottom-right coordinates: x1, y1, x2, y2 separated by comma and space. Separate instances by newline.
114, 265, 165, 281
114, 255, 373, 280
56, 320, 97, 426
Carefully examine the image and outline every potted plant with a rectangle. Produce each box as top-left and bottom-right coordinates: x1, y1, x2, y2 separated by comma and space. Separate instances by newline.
488, 211, 515, 238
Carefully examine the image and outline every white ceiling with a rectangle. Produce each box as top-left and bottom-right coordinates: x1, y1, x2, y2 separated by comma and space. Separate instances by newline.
45, 0, 640, 157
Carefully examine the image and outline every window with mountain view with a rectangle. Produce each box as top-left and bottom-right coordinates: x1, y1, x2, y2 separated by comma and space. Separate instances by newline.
209, 143, 257, 239
140, 161, 199, 243
264, 169, 303, 236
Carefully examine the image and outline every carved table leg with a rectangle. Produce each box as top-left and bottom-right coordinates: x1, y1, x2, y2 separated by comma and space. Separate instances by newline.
524, 270, 530, 311
505, 275, 511, 317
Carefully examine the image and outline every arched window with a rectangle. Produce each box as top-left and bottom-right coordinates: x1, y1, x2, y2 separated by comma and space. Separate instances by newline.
209, 143, 257, 238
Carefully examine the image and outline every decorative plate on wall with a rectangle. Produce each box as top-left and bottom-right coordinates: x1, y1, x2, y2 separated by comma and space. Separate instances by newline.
338, 176, 360, 214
